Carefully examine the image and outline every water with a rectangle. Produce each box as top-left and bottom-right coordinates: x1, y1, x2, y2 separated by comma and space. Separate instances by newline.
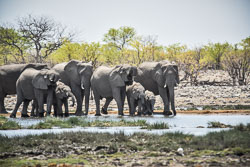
1, 114, 250, 137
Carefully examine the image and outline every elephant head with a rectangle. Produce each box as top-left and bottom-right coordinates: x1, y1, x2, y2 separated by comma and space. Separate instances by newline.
109, 65, 137, 87
64, 60, 93, 90
154, 62, 179, 115
55, 81, 75, 106
32, 69, 60, 90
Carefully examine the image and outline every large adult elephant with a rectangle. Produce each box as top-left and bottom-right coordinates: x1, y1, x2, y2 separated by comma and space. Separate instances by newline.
52, 60, 93, 116
0, 63, 47, 114
134, 61, 179, 116
10, 68, 59, 118
91, 65, 137, 116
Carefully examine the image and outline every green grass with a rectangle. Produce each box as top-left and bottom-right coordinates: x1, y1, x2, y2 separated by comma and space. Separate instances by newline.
142, 122, 170, 130
28, 117, 148, 129
0, 116, 21, 130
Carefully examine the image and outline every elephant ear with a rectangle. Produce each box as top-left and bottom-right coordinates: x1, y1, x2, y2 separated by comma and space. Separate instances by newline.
32, 71, 49, 90
173, 65, 180, 84
154, 64, 165, 87
109, 66, 125, 87
64, 60, 81, 83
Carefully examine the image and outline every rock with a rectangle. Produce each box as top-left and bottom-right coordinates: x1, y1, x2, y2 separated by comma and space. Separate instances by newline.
177, 148, 184, 156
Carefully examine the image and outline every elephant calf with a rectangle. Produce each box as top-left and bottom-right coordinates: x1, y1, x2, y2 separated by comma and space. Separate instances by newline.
30, 81, 75, 117
126, 82, 146, 116
143, 90, 156, 115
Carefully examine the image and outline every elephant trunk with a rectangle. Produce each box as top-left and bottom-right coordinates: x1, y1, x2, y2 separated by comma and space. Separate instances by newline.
167, 81, 176, 116
84, 85, 91, 115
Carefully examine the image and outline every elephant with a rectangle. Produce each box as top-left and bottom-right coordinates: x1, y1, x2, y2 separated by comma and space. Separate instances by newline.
0, 63, 47, 113
134, 61, 179, 116
54, 81, 75, 117
30, 81, 75, 117
91, 64, 137, 116
52, 60, 93, 116
10, 68, 59, 118
143, 90, 155, 115
126, 82, 146, 116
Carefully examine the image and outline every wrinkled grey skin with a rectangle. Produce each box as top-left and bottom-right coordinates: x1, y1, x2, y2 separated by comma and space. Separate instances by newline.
91, 65, 137, 116
126, 82, 145, 116
54, 81, 75, 117
30, 81, 75, 117
0, 63, 47, 113
53, 60, 93, 116
10, 68, 59, 118
143, 90, 155, 115
134, 61, 179, 116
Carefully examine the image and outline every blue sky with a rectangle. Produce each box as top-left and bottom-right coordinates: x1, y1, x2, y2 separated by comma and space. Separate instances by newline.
0, 0, 249, 47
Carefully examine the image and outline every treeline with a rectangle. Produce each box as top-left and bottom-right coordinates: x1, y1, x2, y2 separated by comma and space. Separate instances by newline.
0, 15, 249, 85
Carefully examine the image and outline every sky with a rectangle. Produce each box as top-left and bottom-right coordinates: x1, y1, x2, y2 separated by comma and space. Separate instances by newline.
0, 0, 249, 47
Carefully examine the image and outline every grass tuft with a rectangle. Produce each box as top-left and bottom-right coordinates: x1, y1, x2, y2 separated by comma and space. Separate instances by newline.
207, 121, 232, 128
142, 122, 170, 130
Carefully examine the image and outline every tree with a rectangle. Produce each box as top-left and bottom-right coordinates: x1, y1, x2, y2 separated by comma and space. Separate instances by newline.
204, 42, 230, 69
0, 26, 29, 63
18, 15, 74, 63
176, 47, 207, 85
80, 42, 101, 68
222, 38, 250, 85
165, 43, 187, 62
103, 26, 136, 63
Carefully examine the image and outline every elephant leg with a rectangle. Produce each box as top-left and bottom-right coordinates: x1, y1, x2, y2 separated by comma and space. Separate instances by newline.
127, 95, 131, 114
21, 100, 30, 117
56, 99, 63, 117
158, 86, 171, 115
93, 89, 101, 116
72, 86, 83, 116
35, 90, 44, 117
64, 99, 69, 117
10, 96, 23, 118
46, 90, 53, 116
31, 100, 37, 117
121, 87, 126, 110
101, 97, 113, 115
0, 94, 8, 114
129, 98, 136, 116
112, 88, 124, 116
137, 100, 142, 116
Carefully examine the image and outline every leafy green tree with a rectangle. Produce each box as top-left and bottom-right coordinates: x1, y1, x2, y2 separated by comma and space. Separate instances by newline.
103, 26, 136, 63
0, 26, 29, 63
204, 42, 230, 69
79, 42, 101, 68
165, 43, 187, 61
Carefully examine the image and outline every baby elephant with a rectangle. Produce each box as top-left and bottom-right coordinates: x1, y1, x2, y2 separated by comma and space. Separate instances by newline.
31, 81, 75, 117
126, 82, 146, 116
143, 90, 156, 115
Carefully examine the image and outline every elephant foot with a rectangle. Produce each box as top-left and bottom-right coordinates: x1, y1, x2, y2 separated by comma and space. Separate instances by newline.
39, 113, 44, 117
118, 113, 124, 116
95, 113, 101, 116
64, 113, 69, 117
163, 110, 172, 116
101, 107, 108, 115
0, 110, 8, 114
172, 110, 177, 116
75, 112, 84, 116
10, 113, 16, 118
21, 114, 30, 118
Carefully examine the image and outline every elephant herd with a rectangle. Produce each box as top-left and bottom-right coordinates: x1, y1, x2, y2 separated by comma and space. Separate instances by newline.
0, 60, 179, 118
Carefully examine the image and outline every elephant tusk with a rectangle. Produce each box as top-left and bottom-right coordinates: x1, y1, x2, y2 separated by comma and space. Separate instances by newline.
164, 84, 167, 88
81, 84, 85, 90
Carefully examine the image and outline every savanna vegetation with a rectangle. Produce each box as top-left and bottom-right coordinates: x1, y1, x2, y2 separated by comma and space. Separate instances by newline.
0, 124, 249, 166
1, 15, 249, 86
